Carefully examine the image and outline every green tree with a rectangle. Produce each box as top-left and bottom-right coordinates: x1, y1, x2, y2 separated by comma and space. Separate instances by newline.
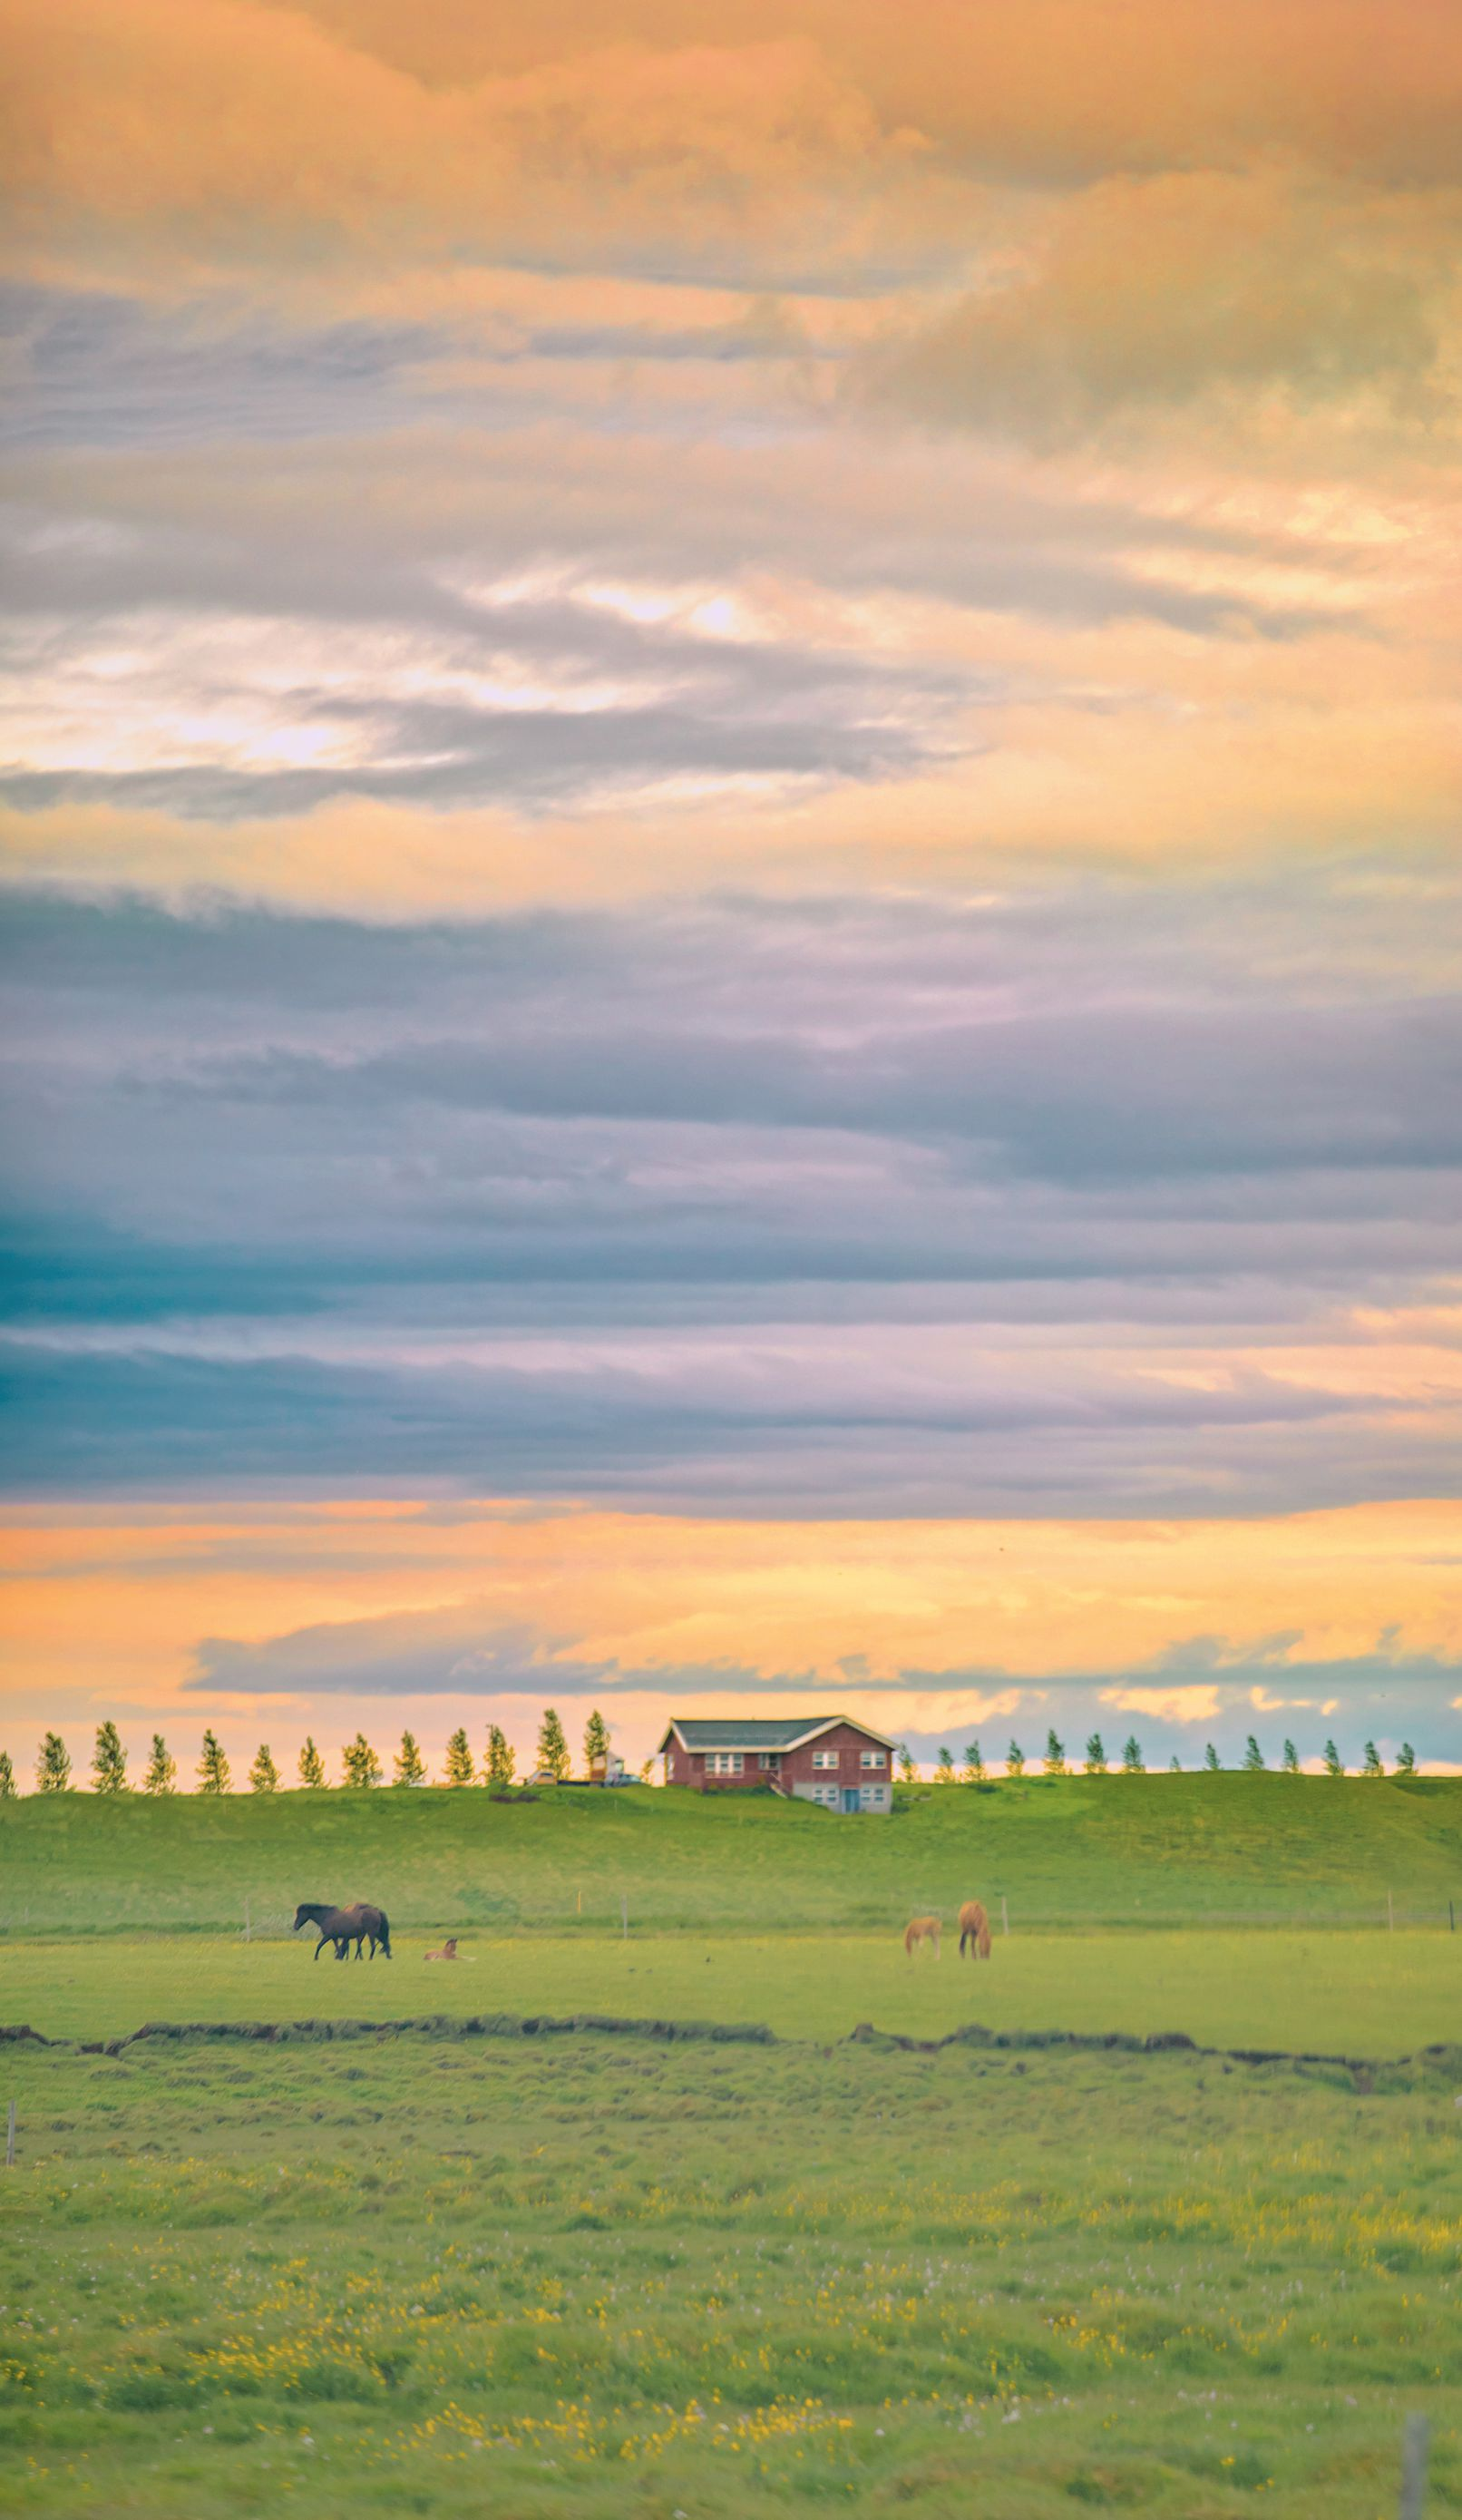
1168, 1754, 1182, 1772
298, 1735, 327, 1789
198, 1730, 230, 1795
342, 1732, 383, 1789
1322, 1739, 1344, 1777
934, 1744, 955, 1784
1281, 1738, 1299, 1773
1362, 1739, 1384, 1778
1044, 1729, 1067, 1776
1122, 1735, 1145, 1774
537, 1707, 570, 1783
443, 1727, 474, 1786
1243, 1734, 1265, 1771
143, 1734, 176, 1795
1006, 1740, 1026, 1778
962, 1740, 985, 1783
394, 1730, 427, 1787
92, 1720, 130, 1794
1204, 1743, 1221, 1772
36, 1732, 71, 1793
0, 1751, 15, 1798
1084, 1733, 1107, 1774
249, 1743, 279, 1794
485, 1724, 515, 1790
897, 1742, 917, 1782
638, 1755, 656, 1783
583, 1708, 610, 1774
1395, 1742, 1417, 1775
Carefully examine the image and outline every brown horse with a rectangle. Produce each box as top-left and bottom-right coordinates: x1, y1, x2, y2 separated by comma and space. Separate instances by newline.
958, 1899, 992, 1959
424, 1937, 458, 1962
293, 1900, 392, 1961
904, 1915, 941, 1957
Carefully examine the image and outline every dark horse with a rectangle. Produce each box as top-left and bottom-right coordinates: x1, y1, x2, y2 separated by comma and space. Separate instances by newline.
292, 1900, 392, 1961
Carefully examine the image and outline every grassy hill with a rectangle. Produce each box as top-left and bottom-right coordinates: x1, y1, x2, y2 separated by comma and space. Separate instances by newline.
2, 1771, 1458, 1938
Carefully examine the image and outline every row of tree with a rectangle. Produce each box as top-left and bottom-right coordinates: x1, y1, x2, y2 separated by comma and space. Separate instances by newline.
0, 1718, 1423, 1797
907, 1731, 1418, 1780
2, 1709, 623, 1797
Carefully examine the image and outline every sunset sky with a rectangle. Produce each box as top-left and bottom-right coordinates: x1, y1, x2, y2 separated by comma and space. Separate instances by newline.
3, 0, 1459, 1782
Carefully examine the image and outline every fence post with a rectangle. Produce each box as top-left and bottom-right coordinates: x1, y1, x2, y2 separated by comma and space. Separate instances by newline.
1000, 1895, 1009, 1938
1399, 2412, 1429, 2519
6, 2099, 15, 2170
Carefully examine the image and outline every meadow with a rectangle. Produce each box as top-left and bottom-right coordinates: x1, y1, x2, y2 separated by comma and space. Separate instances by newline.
3, 1927, 1460, 2056
3, 1771, 1459, 1939
2, 2027, 1459, 2519
3, 1778, 1459, 2515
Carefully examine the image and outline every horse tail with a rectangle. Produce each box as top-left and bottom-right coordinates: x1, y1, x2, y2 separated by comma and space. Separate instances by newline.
377, 1910, 391, 1958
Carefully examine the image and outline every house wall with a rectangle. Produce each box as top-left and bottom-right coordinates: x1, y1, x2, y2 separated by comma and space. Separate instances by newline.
665, 1719, 892, 1810
781, 1719, 892, 1812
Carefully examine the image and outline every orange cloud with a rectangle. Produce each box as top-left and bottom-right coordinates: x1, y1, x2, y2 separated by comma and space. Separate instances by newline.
2, 1498, 1457, 1740
9, 0, 1461, 288
269, 1, 1462, 187
3, 0, 902, 276
860, 171, 1462, 444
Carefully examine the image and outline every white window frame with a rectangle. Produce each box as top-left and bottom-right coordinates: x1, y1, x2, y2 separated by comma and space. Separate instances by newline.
811, 1783, 840, 1807
707, 1751, 744, 1775
859, 1751, 887, 1769
812, 1748, 840, 1770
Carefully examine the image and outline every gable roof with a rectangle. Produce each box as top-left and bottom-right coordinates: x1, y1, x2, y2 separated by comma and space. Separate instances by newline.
656, 1714, 898, 1754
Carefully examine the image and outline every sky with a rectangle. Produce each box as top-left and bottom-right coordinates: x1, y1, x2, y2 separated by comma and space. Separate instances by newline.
3, 0, 1460, 1783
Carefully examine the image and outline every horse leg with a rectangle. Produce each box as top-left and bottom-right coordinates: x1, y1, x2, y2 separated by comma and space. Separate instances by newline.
314, 1932, 328, 1960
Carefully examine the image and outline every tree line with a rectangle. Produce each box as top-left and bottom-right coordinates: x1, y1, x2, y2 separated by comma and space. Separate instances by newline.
0, 1707, 647, 1796
902, 1728, 1418, 1782
0, 1715, 1422, 1797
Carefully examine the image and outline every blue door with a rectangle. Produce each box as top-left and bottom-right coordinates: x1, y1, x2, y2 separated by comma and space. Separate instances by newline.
843, 1787, 860, 1813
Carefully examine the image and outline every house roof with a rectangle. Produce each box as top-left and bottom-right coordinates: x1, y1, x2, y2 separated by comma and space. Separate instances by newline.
656, 1714, 899, 1754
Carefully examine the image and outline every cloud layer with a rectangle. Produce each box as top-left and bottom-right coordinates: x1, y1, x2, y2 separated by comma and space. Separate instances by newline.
2, 1, 1458, 1760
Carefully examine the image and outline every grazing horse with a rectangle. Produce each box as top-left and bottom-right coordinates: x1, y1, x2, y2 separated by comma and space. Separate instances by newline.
424, 1937, 458, 1962
292, 1900, 392, 1961
958, 1899, 992, 1959
904, 1915, 941, 1957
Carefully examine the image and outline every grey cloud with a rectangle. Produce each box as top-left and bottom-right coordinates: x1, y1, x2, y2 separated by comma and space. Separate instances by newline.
2, 878, 1457, 1509
182, 1593, 1462, 1767
2, 285, 442, 454
2, 1339, 1454, 1519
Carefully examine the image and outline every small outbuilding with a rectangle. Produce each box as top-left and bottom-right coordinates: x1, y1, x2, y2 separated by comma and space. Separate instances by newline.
657, 1714, 897, 1812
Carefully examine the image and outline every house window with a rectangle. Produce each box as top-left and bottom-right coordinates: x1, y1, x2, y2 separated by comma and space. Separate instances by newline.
859, 1751, 886, 1769
761, 1752, 780, 1770
812, 1784, 840, 1807
812, 1749, 839, 1770
707, 1752, 744, 1775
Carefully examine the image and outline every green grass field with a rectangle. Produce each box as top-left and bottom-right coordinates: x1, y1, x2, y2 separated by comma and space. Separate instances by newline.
4, 1928, 1460, 2055
3, 1773, 1459, 1939
4, 1777, 1458, 2515
2, 2027, 1458, 2519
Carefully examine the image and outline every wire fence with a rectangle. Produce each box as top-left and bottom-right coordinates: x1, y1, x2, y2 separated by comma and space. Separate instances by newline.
0, 1898, 1458, 1939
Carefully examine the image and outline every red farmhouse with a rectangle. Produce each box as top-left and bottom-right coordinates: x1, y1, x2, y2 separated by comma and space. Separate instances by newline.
657, 1714, 897, 1813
